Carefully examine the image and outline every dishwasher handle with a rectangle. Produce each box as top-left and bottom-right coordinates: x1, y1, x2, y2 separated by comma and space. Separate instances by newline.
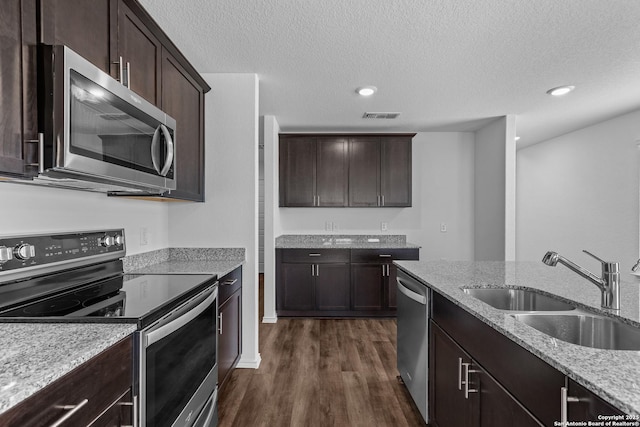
397, 278, 427, 305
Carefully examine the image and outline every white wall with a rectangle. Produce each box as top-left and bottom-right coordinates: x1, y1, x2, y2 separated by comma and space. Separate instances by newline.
263, 115, 281, 323
517, 109, 640, 272
168, 73, 261, 368
0, 182, 169, 254
277, 132, 476, 261
474, 116, 517, 261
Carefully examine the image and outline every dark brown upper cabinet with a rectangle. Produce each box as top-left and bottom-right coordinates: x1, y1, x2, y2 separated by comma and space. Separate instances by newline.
279, 136, 348, 207
117, 0, 162, 106
160, 48, 205, 201
349, 135, 413, 207
279, 134, 413, 208
0, 0, 38, 178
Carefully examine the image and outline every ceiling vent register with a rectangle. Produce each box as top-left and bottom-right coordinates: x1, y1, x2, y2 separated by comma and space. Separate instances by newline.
362, 112, 400, 119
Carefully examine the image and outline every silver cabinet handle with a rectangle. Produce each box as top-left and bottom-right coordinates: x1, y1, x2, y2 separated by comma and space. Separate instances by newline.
317, 195, 320, 206
381, 195, 385, 206
462, 362, 479, 399
126, 61, 131, 89
308, 253, 321, 257
50, 399, 89, 427
316, 264, 319, 276
386, 264, 390, 276
379, 254, 392, 258
458, 357, 464, 390
381, 264, 386, 276
218, 312, 223, 334
25, 133, 44, 173
113, 56, 124, 83
222, 279, 238, 286
560, 386, 580, 424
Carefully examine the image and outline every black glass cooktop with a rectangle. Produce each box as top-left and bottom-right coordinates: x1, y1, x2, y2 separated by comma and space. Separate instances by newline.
0, 268, 216, 328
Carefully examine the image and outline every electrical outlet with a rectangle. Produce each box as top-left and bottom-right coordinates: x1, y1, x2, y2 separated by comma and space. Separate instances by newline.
440, 223, 447, 233
381, 222, 388, 231
325, 221, 333, 231
140, 227, 148, 245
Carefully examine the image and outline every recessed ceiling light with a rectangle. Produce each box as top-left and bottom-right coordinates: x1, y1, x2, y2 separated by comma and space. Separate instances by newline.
356, 86, 377, 96
546, 85, 575, 96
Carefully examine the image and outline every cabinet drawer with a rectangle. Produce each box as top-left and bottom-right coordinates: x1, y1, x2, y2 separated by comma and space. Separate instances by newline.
219, 266, 242, 305
0, 336, 132, 427
432, 292, 563, 427
280, 249, 350, 263
351, 248, 419, 263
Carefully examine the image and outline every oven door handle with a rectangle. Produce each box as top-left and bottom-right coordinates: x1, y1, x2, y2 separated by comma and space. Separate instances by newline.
146, 286, 217, 347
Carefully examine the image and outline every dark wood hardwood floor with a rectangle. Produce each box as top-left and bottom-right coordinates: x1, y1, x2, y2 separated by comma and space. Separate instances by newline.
218, 316, 426, 426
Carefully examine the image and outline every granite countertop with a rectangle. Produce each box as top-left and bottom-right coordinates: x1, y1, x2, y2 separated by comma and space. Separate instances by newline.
276, 234, 420, 249
395, 260, 640, 416
124, 247, 245, 276
0, 323, 136, 414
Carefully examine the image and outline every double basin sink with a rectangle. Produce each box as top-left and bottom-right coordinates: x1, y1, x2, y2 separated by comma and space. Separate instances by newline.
462, 288, 640, 351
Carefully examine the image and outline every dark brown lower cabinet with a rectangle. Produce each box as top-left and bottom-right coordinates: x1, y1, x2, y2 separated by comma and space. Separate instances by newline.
429, 288, 627, 427
0, 336, 132, 427
431, 323, 541, 427
315, 264, 350, 311
218, 267, 242, 388
566, 378, 624, 422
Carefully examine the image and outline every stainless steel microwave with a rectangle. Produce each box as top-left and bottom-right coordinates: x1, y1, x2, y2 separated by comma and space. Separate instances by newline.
32, 45, 176, 193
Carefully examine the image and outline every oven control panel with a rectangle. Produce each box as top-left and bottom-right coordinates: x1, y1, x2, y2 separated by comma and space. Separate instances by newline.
0, 229, 126, 274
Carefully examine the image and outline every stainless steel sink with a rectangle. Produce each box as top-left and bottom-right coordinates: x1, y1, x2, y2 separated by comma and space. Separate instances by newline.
463, 288, 576, 311
512, 313, 640, 350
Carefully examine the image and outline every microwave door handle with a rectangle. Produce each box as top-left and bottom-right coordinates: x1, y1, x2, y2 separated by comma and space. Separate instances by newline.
150, 125, 162, 174
158, 124, 174, 177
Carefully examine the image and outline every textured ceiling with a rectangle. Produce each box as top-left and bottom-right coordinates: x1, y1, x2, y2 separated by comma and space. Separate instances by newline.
139, 0, 640, 147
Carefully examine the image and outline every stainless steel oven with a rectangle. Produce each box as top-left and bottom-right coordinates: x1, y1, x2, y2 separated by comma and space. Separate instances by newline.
33, 45, 176, 193
0, 230, 219, 427
138, 283, 218, 427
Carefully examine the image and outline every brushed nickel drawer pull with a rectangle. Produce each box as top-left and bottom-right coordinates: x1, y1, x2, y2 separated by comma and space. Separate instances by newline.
379, 254, 392, 257
50, 399, 88, 427
308, 253, 321, 257
218, 313, 223, 334
222, 279, 238, 286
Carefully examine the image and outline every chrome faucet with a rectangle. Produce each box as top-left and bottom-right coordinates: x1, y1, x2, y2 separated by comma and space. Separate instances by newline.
542, 250, 620, 310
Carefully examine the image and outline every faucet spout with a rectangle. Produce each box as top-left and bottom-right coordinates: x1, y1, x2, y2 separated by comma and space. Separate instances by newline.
541, 250, 620, 310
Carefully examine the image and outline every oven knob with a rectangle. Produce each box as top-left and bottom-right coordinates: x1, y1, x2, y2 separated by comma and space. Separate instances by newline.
14, 243, 35, 260
100, 236, 115, 247
114, 234, 125, 246
0, 246, 13, 264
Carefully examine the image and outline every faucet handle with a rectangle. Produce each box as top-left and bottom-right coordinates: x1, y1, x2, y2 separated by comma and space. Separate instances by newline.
583, 250, 619, 273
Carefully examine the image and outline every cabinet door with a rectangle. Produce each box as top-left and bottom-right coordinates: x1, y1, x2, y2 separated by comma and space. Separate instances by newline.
351, 264, 384, 310
40, 0, 117, 75
431, 324, 478, 427
315, 264, 350, 310
280, 263, 315, 311
567, 378, 624, 421
478, 367, 543, 427
161, 49, 205, 201
380, 136, 412, 207
348, 137, 380, 206
0, 0, 37, 177
316, 137, 348, 207
118, 0, 162, 105
279, 137, 316, 206
88, 389, 133, 427
218, 290, 242, 387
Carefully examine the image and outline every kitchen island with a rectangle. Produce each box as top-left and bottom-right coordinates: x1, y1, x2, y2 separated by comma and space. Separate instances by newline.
395, 260, 640, 420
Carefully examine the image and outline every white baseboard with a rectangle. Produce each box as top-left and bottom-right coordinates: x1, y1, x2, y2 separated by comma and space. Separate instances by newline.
236, 353, 262, 369
262, 315, 278, 323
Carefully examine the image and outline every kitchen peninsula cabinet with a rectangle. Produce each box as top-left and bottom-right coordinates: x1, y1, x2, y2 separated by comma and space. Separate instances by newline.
0, 0, 38, 178
0, 336, 132, 427
279, 133, 414, 207
218, 267, 243, 388
279, 136, 348, 207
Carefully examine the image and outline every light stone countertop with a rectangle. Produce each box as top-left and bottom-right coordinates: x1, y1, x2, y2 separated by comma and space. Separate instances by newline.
0, 323, 136, 414
276, 234, 420, 249
131, 259, 243, 277
124, 247, 245, 276
394, 260, 640, 416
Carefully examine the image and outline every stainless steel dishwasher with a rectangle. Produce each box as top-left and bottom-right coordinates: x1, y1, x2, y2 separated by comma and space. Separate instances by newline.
396, 268, 429, 423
